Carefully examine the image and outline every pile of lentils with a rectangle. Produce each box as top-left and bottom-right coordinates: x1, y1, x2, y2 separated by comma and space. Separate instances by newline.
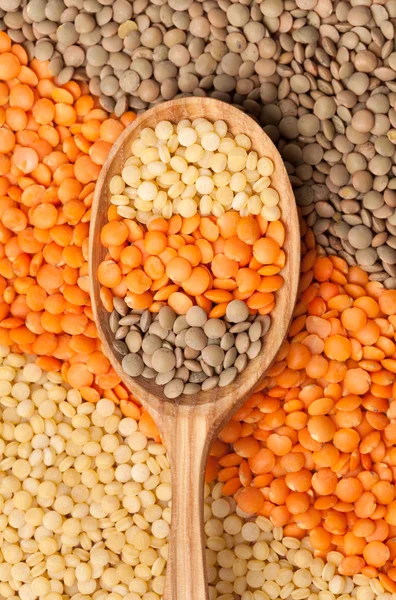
111, 298, 270, 398
111, 118, 281, 223
3, 0, 396, 286
0, 348, 172, 600
2, 349, 396, 600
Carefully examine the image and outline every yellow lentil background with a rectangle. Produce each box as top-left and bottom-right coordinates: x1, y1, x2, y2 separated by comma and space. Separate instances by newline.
0, 346, 394, 600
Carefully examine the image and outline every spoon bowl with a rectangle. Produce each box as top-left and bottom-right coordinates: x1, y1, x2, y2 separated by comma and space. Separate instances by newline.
89, 97, 300, 600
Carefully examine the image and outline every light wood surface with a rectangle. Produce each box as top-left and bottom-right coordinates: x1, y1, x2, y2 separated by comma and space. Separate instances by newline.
89, 98, 300, 600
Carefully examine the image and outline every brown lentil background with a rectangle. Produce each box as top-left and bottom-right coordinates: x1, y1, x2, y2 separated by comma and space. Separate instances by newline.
2, 0, 396, 285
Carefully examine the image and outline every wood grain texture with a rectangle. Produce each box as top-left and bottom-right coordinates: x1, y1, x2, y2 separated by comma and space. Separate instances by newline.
89, 98, 300, 600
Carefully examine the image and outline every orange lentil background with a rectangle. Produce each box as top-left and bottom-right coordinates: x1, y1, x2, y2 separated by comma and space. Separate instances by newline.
1, 32, 396, 586
207, 218, 396, 583
0, 32, 140, 416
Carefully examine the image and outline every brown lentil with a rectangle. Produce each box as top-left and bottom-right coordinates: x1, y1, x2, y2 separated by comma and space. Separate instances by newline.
112, 303, 269, 399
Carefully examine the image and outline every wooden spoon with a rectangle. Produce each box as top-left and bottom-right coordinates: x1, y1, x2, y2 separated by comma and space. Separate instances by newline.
89, 98, 300, 600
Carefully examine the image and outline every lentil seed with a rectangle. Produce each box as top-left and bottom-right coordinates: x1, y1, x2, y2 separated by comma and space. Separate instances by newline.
0, 0, 395, 280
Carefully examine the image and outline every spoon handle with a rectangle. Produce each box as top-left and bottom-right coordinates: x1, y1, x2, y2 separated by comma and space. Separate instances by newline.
160, 406, 212, 600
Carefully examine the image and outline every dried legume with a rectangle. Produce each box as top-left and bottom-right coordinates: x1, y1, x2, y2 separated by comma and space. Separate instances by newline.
209, 224, 396, 580
2, 20, 396, 593
0, 34, 139, 410
2, 347, 396, 600
110, 119, 279, 223
112, 302, 268, 398
3, 0, 396, 281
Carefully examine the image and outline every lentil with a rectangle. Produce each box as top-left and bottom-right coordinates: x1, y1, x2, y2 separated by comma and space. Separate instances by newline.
2, 15, 396, 596
111, 119, 279, 223
1, 349, 395, 600
113, 302, 268, 398
0, 347, 167, 600
2, 0, 396, 280
0, 33, 139, 411
210, 227, 396, 581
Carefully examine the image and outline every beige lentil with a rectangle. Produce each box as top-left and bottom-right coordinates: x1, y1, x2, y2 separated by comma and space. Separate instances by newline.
111, 119, 279, 223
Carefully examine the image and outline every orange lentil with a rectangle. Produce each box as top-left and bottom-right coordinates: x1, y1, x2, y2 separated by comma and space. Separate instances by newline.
167, 292, 193, 315
379, 574, 396, 593
339, 556, 366, 576
336, 478, 363, 502
144, 230, 167, 255
125, 269, 152, 294
166, 256, 192, 283
286, 342, 311, 370
324, 335, 352, 361
236, 216, 261, 245
258, 274, 284, 293
252, 237, 280, 265
182, 266, 211, 297
313, 256, 333, 281
97, 260, 122, 288
234, 268, 260, 294
211, 253, 239, 279
364, 541, 391, 568
247, 291, 274, 310
143, 256, 164, 281
235, 486, 265, 513
178, 244, 201, 266
101, 221, 129, 246
208, 302, 227, 318
310, 526, 332, 551
333, 428, 360, 452
204, 289, 233, 303
248, 448, 275, 475
0, 52, 21, 80
379, 290, 396, 315
199, 217, 219, 241
344, 368, 372, 394
307, 415, 336, 443
267, 433, 292, 456
217, 211, 240, 238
